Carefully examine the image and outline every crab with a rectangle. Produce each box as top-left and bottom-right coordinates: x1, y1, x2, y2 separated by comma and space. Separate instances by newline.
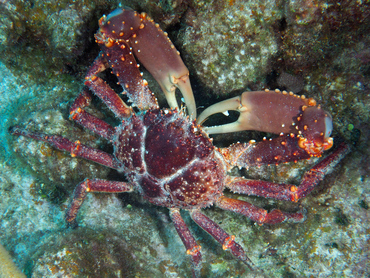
10, 7, 350, 277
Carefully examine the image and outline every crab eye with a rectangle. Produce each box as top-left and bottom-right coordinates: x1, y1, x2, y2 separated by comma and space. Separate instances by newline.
106, 8, 124, 21
99, 8, 141, 40
324, 115, 333, 138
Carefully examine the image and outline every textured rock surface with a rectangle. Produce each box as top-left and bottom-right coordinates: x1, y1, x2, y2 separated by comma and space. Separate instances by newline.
10, 109, 111, 203
304, 36, 370, 144
282, 0, 369, 72
179, 0, 283, 94
0, 0, 186, 83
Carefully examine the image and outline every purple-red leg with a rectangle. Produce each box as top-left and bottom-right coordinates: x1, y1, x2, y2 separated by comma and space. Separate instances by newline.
10, 127, 122, 170
84, 75, 132, 120
169, 208, 202, 278
95, 34, 159, 112
216, 196, 304, 225
66, 179, 133, 223
70, 54, 132, 135
191, 209, 253, 270
221, 135, 311, 168
69, 53, 132, 141
225, 142, 350, 202
69, 88, 116, 141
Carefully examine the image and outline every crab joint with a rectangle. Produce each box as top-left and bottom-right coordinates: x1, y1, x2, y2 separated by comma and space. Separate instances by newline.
257, 213, 266, 225
186, 245, 201, 256
85, 179, 91, 192
69, 107, 83, 120
222, 235, 236, 250
290, 185, 299, 202
71, 140, 82, 157
105, 37, 115, 47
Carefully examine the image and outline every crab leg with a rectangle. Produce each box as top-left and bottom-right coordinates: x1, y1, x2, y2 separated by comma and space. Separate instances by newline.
85, 76, 132, 120
169, 208, 202, 278
10, 127, 122, 170
198, 89, 333, 156
96, 8, 196, 118
94, 36, 158, 111
69, 53, 131, 140
66, 179, 133, 224
224, 142, 350, 202
220, 135, 311, 168
82, 54, 133, 119
190, 209, 253, 270
69, 88, 116, 141
216, 196, 304, 224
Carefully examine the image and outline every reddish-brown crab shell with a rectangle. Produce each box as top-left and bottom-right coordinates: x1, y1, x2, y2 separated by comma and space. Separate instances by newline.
10, 7, 350, 278
113, 108, 226, 209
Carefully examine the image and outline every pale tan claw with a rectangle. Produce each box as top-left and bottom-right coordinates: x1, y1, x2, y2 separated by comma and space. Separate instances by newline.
197, 95, 245, 134
197, 90, 334, 158
159, 70, 196, 119
98, 8, 197, 118
128, 12, 197, 118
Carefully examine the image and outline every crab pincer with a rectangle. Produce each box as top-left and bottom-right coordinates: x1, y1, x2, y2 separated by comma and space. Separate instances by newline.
95, 8, 196, 118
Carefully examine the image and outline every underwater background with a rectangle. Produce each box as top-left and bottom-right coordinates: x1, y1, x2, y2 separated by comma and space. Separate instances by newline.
0, 0, 369, 277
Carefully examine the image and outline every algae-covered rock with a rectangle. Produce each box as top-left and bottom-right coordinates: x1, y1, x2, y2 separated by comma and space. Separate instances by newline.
30, 229, 139, 277
303, 36, 370, 144
180, 0, 283, 94
0, 0, 190, 83
282, 0, 369, 72
10, 109, 111, 204
0, 0, 103, 81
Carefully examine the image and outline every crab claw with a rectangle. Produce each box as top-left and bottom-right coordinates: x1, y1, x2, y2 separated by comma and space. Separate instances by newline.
296, 106, 333, 156
98, 8, 196, 118
130, 12, 196, 118
197, 89, 333, 156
